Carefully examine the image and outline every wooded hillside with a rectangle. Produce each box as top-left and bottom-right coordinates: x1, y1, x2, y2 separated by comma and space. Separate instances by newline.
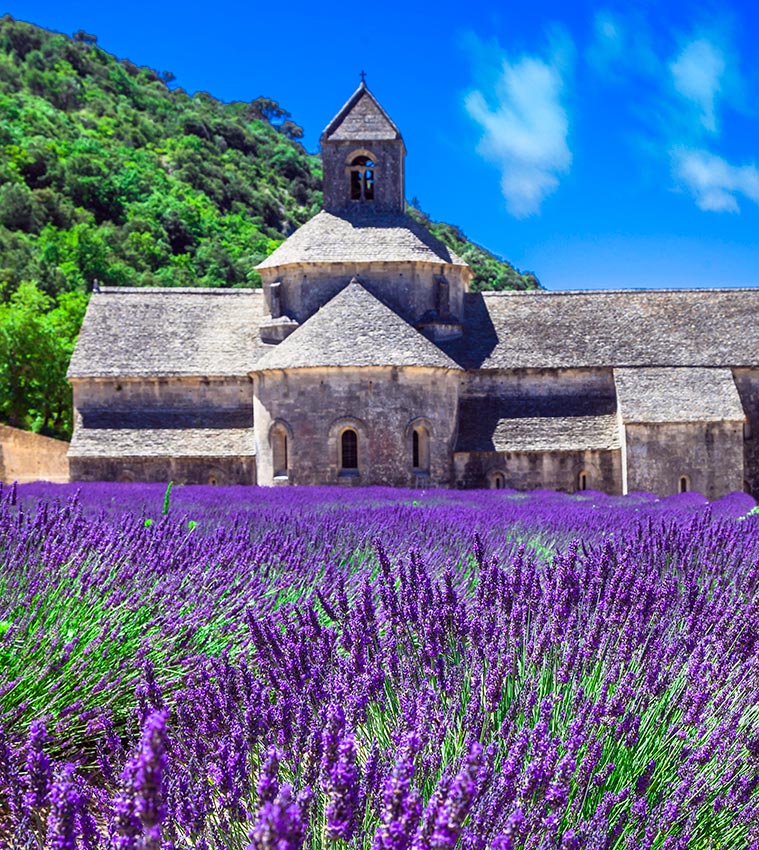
0, 15, 540, 439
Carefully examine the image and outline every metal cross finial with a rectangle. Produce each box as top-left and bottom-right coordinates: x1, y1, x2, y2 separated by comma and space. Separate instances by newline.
360, 70, 367, 84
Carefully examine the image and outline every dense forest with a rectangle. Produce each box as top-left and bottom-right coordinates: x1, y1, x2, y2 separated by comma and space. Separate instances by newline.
0, 15, 540, 440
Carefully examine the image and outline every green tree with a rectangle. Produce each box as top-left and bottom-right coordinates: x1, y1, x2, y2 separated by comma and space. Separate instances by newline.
0, 282, 86, 437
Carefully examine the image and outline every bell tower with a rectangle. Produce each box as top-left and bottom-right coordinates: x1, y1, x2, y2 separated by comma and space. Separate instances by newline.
320, 79, 406, 214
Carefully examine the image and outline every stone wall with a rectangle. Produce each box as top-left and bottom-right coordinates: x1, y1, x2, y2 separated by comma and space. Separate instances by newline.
69, 455, 255, 486
453, 449, 622, 492
72, 377, 254, 428
253, 365, 459, 487
0, 425, 69, 483
622, 421, 743, 497
460, 367, 617, 401
259, 262, 469, 329
322, 139, 405, 213
732, 369, 759, 496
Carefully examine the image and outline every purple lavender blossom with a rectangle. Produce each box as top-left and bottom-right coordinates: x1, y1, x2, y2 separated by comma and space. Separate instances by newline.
248, 784, 307, 850
46, 764, 82, 850
324, 733, 362, 841
373, 747, 422, 850
425, 744, 482, 850
23, 719, 52, 814
111, 709, 168, 850
257, 746, 281, 805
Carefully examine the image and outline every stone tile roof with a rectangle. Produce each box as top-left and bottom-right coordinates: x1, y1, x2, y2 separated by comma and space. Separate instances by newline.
257, 210, 467, 269
456, 397, 620, 452
254, 280, 462, 371
68, 288, 265, 379
444, 289, 759, 369
321, 82, 401, 141
614, 368, 745, 423
69, 428, 256, 458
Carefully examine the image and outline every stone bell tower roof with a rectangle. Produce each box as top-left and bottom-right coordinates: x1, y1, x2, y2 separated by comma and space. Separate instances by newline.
321, 80, 403, 143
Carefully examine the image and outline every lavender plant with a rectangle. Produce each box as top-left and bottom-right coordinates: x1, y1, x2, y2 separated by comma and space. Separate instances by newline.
0, 481, 757, 848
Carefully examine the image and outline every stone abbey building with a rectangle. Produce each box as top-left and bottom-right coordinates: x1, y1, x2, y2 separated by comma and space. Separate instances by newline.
68, 83, 759, 498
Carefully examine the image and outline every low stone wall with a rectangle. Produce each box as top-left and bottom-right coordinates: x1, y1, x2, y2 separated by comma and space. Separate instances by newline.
69, 455, 256, 486
0, 425, 69, 483
454, 448, 623, 493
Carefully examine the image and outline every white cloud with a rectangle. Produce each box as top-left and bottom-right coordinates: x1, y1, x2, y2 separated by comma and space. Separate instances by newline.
672, 148, 759, 212
465, 48, 572, 218
669, 39, 726, 133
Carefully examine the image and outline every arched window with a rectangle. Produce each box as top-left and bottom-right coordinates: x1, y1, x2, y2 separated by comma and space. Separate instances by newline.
491, 472, 506, 490
679, 475, 690, 493
412, 426, 430, 472
349, 155, 375, 201
340, 429, 359, 471
272, 427, 289, 478
578, 470, 588, 491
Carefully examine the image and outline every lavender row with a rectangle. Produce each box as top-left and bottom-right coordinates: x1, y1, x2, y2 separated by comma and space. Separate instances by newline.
0, 482, 757, 848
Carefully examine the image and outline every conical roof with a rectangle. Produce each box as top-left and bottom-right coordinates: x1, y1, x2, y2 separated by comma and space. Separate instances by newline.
321, 81, 402, 142
256, 209, 467, 270
253, 280, 461, 371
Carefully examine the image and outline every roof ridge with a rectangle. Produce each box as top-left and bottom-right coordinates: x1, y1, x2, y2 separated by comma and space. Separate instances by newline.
478, 287, 759, 297
98, 286, 260, 295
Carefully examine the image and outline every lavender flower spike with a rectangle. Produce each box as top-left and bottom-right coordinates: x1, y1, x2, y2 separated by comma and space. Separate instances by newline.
248, 783, 307, 850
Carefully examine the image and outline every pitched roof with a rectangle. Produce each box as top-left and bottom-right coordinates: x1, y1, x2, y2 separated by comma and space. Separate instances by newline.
456, 397, 620, 452
254, 280, 461, 371
68, 428, 256, 458
68, 288, 266, 379
443, 289, 759, 369
256, 209, 467, 270
321, 82, 402, 142
614, 368, 745, 423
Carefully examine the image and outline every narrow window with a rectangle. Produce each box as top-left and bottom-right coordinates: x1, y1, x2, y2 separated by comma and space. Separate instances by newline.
578, 470, 588, 491
272, 428, 288, 478
679, 475, 689, 493
208, 475, 218, 486
349, 155, 375, 201
491, 472, 506, 490
411, 426, 430, 472
341, 429, 358, 470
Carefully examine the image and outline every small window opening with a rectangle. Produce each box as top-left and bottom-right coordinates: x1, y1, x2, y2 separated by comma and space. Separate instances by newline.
208, 475, 218, 486
578, 470, 588, 491
412, 426, 430, 472
349, 155, 375, 201
491, 472, 506, 490
679, 475, 689, 493
341, 429, 358, 470
272, 428, 288, 477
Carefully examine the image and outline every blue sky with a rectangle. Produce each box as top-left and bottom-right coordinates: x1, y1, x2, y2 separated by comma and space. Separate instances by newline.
5, 0, 759, 290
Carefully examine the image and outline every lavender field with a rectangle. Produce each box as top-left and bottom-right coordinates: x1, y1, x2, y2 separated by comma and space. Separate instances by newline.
1, 482, 759, 849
